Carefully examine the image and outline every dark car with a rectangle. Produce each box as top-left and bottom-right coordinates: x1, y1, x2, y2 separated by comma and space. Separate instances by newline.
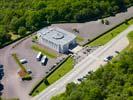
77, 78, 83, 82
0, 67, 4, 77
104, 56, 113, 62
115, 51, 120, 54
0, 64, 3, 69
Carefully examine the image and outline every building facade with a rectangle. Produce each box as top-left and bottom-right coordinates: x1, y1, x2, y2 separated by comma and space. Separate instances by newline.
37, 27, 76, 53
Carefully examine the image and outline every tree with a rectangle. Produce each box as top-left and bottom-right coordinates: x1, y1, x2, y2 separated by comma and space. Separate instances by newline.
0, 0, 133, 47
18, 27, 27, 36
104, 19, 110, 25
66, 82, 77, 95
10, 17, 19, 33
35, 1, 46, 10
44, 78, 49, 85
10, 16, 26, 33
101, 19, 104, 24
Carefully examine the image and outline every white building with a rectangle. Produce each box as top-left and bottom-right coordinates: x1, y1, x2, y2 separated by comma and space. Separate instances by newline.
37, 27, 76, 53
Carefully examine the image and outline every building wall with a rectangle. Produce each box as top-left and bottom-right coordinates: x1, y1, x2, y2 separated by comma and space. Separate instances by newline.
60, 44, 69, 53
38, 33, 60, 52
37, 33, 76, 53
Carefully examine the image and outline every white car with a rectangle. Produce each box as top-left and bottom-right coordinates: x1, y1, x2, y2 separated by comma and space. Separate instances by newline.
41, 56, 47, 65
20, 59, 28, 64
36, 52, 42, 61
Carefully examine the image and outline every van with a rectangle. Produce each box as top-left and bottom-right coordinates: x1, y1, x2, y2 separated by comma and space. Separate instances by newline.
36, 52, 42, 61
41, 56, 47, 65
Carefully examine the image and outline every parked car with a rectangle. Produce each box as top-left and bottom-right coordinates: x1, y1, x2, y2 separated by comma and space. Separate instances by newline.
27, 69, 32, 74
0, 64, 3, 68
20, 59, 28, 64
115, 50, 120, 54
36, 52, 42, 61
41, 56, 47, 65
104, 56, 113, 62
77, 78, 84, 82
88, 70, 93, 74
0, 68, 4, 77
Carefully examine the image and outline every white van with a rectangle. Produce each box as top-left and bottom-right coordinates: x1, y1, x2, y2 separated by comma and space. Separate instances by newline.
41, 56, 47, 65
36, 52, 42, 61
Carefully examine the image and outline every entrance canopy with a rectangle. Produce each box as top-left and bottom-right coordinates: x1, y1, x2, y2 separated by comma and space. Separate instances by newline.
69, 45, 82, 54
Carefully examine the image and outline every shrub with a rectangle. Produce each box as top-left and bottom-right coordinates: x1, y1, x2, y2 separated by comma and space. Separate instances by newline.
18, 27, 27, 36
101, 19, 104, 24
104, 20, 110, 25
22, 74, 32, 81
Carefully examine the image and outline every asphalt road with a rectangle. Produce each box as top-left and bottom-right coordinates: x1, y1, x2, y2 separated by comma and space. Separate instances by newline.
33, 25, 133, 100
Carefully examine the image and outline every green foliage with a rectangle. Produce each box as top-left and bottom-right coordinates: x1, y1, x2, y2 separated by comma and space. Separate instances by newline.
127, 31, 133, 50
104, 19, 110, 25
18, 27, 27, 36
44, 78, 50, 85
51, 32, 133, 100
22, 73, 32, 81
31, 44, 57, 58
0, 0, 132, 45
32, 35, 38, 42
30, 56, 74, 96
76, 35, 84, 43
47, 56, 74, 84
0, 26, 11, 46
87, 19, 133, 46
52, 51, 133, 100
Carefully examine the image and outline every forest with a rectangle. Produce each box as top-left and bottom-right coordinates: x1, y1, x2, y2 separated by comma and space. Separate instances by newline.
51, 31, 133, 100
0, 0, 133, 46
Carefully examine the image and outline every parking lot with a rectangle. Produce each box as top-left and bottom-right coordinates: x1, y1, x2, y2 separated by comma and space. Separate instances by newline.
0, 36, 67, 99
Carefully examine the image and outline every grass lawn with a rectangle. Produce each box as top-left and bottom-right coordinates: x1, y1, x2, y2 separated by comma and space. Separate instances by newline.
87, 19, 133, 46
9, 32, 20, 40
47, 57, 74, 84
32, 82, 47, 96
127, 31, 133, 50
12, 53, 27, 72
31, 44, 57, 58
31, 56, 74, 96
76, 35, 84, 43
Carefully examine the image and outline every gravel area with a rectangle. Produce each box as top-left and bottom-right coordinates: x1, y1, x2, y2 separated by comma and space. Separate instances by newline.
51, 6, 133, 45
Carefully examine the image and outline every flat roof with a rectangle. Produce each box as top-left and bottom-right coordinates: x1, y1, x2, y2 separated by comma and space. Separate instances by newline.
38, 27, 76, 45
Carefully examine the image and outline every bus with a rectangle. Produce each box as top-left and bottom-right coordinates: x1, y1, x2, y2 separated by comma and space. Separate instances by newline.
36, 52, 42, 61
